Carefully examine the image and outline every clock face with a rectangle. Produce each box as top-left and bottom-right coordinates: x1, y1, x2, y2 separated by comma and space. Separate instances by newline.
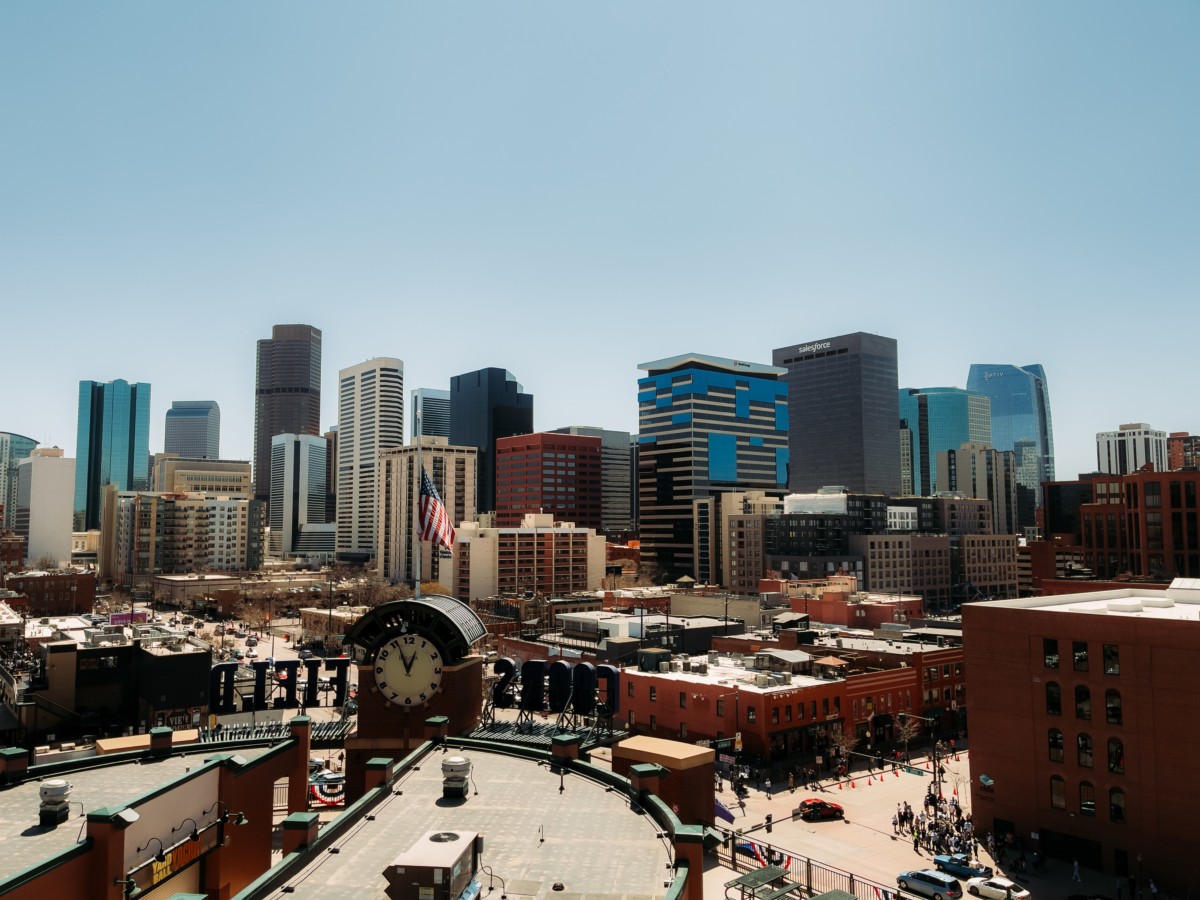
374, 635, 443, 707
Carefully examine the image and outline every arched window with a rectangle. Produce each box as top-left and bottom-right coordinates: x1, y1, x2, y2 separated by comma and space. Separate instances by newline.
1106, 689, 1122, 725
1048, 728, 1064, 762
1080, 781, 1096, 816
1050, 775, 1065, 809
1110, 788, 1126, 823
1077, 733, 1093, 767
1046, 682, 1062, 716
1108, 738, 1125, 774
1075, 685, 1091, 720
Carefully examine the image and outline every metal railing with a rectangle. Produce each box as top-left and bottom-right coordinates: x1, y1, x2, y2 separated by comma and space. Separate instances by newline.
712, 825, 900, 900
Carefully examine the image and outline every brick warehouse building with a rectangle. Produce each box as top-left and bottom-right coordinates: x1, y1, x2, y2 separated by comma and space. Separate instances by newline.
494, 431, 603, 530
963, 582, 1200, 893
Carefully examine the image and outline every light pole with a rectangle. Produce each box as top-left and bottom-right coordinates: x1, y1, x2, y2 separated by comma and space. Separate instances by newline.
899, 712, 940, 797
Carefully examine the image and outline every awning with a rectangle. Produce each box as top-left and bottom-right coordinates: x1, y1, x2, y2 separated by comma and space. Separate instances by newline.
872, 714, 893, 726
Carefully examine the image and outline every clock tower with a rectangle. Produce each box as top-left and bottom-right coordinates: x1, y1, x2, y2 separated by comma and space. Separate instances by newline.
341, 595, 488, 801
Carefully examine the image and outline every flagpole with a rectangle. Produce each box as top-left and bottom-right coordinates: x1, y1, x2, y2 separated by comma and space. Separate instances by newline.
413, 439, 422, 599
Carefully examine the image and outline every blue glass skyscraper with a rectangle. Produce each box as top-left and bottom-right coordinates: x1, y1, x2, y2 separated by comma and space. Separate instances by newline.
74, 379, 151, 531
899, 387, 991, 495
637, 353, 789, 579
966, 364, 1054, 516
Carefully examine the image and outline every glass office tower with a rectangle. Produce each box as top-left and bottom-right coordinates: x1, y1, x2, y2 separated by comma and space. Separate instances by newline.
449, 368, 533, 513
164, 400, 221, 459
0, 432, 39, 529
899, 387, 991, 495
73, 379, 151, 531
773, 332, 900, 496
411, 388, 452, 440
637, 353, 789, 579
966, 364, 1055, 512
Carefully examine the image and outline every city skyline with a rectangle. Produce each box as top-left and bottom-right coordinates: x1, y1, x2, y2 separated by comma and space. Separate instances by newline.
3, 4, 1197, 483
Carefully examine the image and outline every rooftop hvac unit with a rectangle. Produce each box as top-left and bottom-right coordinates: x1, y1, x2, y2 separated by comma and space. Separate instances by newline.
696, 663, 708, 675
682, 659, 692, 672
708, 651, 719, 664
659, 662, 670, 673
782, 672, 793, 684
755, 673, 769, 687
670, 661, 682, 672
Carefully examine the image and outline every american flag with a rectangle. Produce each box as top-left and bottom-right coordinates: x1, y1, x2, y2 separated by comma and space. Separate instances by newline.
419, 467, 455, 549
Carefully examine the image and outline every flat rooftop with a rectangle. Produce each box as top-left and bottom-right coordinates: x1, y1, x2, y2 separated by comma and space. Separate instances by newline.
272, 746, 670, 900
0, 746, 273, 882
980, 578, 1200, 622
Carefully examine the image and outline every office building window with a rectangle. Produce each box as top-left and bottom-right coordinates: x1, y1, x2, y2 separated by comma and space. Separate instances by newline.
1078, 733, 1094, 768
1046, 682, 1061, 716
1080, 782, 1095, 816
1103, 644, 1120, 675
1106, 690, 1122, 725
1050, 776, 1065, 809
1043, 638, 1059, 668
1108, 738, 1125, 774
1073, 641, 1089, 672
1048, 728, 1064, 762
1110, 788, 1126, 823
1076, 685, 1091, 720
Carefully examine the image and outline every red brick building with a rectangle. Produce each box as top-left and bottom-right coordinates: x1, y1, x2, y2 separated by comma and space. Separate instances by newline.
0, 530, 23, 577
4, 571, 95, 616
494, 432, 603, 530
963, 583, 1200, 892
1080, 469, 1200, 580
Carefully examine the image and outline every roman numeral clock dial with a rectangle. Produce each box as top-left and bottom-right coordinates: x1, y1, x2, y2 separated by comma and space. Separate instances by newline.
374, 635, 443, 708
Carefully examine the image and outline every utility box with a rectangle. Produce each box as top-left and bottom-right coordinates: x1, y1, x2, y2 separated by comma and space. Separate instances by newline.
383, 831, 482, 900
441, 756, 472, 800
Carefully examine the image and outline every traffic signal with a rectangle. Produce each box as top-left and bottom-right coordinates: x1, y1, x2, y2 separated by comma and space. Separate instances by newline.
765, 813, 772, 833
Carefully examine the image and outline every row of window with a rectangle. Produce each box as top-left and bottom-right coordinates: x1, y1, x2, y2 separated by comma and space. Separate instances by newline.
630, 682, 840, 723
1050, 778, 1125, 822
1045, 683, 1122, 724
1047, 729, 1125, 772
1043, 639, 1120, 674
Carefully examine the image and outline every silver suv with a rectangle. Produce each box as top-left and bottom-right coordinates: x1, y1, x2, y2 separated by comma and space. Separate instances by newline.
897, 869, 963, 900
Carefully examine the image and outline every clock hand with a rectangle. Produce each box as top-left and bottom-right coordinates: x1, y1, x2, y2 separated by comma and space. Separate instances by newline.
399, 646, 416, 674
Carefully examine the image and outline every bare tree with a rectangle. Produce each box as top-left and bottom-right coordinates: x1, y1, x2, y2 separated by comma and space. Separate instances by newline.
33, 554, 58, 571
418, 581, 450, 597
896, 715, 923, 762
831, 726, 861, 771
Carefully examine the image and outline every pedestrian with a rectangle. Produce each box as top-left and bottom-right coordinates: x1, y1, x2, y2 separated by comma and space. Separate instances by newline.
788, 773, 795, 793
892, 813, 899, 834
1149, 878, 1158, 900
764, 776, 772, 795
1116, 877, 1124, 900
912, 829, 920, 853
1072, 860, 1082, 883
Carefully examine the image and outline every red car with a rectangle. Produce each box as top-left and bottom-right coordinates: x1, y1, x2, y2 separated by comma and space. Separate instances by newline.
794, 798, 845, 821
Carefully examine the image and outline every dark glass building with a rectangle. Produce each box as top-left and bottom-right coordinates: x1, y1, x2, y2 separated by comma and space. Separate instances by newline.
637, 353, 788, 579
0, 431, 39, 530
449, 368, 533, 513
253, 324, 322, 502
73, 379, 151, 531
773, 332, 901, 496
164, 400, 221, 460
966, 363, 1055, 510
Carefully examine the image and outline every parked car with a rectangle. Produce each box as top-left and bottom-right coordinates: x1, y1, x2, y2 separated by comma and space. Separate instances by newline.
794, 798, 845, 821
897, 869, 963, 900
245, 637, 258, 647
934, 855, 993, 880
245, 648, 258, 659
965, 877, 1030, 900
298, 649, 314, 660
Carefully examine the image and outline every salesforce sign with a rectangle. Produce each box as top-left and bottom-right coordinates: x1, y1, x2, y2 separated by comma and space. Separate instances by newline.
794, 341, 832, 354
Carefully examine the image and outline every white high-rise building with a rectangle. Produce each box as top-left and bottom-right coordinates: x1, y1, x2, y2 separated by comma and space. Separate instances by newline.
15, 448, 74, 566
337, 358, 404, 565
1096, 423, 1168, 474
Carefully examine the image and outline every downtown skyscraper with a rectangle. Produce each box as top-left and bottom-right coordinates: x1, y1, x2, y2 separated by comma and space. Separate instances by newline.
899, 387, 991, 495
773, 332, 901, 496
637, 353, 788, 580
966, 363, 1054, 522
73, 379, 151, 531
336, 358, 404, 563
253, 324, 322, 502
164, 400, 221, 459
449, 367, 533, 514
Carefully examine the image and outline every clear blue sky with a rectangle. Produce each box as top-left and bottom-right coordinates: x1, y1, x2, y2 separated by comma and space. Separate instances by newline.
3, 3, 1197, 482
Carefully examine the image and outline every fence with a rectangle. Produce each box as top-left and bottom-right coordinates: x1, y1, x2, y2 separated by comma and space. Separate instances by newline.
712, 825, 900, 900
